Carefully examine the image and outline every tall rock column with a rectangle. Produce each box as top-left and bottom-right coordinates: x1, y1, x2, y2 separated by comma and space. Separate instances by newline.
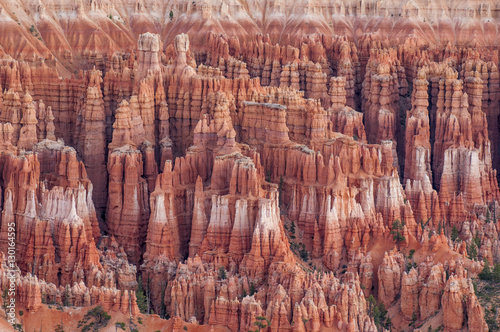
17, 91, 38, 150
1, 89, 22, 143
106, 100, 151, 265
166, 33, 197, 156
136, 32, 162, 82
442, 271, 488, 332
432, 67, 499, 205
403, 69, 436, 223
107, 149, 149, 265
328, 76, 367, 141
305, 62, 328, 107
143, 160, 181, 262
338, 42, 356, 109
329, 76, 347, 111
166, 33, 197, 78
241, 192, 292, 283
400, 268, 419, 320
188, 176, 209, 257
79, 69, 107, 213
322, 196, 343, 271
377, 250, 404, 307
432, 69, 471, 187
404, 69, 432, 184
465, 71, 491, 167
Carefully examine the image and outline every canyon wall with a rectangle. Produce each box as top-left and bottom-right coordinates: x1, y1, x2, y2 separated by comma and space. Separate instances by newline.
0, 1, 498, 331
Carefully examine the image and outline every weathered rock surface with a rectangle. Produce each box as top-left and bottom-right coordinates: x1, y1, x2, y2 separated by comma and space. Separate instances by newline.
0, 6, 497, 332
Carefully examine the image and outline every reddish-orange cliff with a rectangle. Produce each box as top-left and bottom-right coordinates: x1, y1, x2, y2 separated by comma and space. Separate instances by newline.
0, 4, 498, 331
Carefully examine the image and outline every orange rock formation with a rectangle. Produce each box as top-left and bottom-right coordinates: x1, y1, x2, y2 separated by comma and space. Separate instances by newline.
0, 3, 497, 331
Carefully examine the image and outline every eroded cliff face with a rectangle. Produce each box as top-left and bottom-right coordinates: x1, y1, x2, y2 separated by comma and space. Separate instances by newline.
0, 1, 498, 331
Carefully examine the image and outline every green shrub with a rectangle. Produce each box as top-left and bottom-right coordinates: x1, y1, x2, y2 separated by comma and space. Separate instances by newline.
367, 295, 391, 331
218, 266, 227, 280
451, 226, 459, 242
77, 306, 111, 332
115, 322, 126, 331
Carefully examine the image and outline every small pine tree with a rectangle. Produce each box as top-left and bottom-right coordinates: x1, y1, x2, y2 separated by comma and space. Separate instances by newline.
493, 263, 500, 282
78, 306, 111, 330
478, 260, 492, 281
486, 208, 491, 223
468, 242, 478, 260
289, 222, 296, 239
278, 175, 284, 206
115, 322, 126, 331
385, 317, 392, 329
265, 169, 271, 182
160, 282, 167, 319
1, 289, 9, 317
390, 219, 406, 249
218, 266, 227, 280
169, 10, 174, 20
451, 226, 460, 242
251, 316, 270, 332
249, 282, 256, 296
136, 276, 148, 313
408, 249, 416, 260
474, 231, 482, 249
410, 311, 418, 326
12, 323, 24, 332
367, 295, 390, 330
63, 285, 71, 306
